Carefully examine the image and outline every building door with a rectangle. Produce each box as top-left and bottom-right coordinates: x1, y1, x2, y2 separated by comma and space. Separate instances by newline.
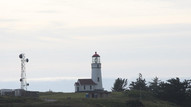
77, 87, 79, 92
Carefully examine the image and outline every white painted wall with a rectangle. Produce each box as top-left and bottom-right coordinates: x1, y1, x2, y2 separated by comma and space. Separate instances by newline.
91, 63, 103, 90
75, 84, 95, 92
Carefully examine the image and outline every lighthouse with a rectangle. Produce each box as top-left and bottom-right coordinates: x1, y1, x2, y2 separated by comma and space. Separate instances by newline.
91, 52, 103, 90
74, 52, 104, 92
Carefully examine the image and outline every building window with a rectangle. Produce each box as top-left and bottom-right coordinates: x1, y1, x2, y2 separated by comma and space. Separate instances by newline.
90, 85, 92, 90
84, 86, 86, 90
97, 77, 99, 82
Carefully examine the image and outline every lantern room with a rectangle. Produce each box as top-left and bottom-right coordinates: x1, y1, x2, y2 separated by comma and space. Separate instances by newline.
92, 52, 100, 63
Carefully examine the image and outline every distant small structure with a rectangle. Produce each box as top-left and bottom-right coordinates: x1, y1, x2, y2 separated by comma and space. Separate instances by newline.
0, 89, 14, 96
15, 89, 39, 97
0, 89, 39, 97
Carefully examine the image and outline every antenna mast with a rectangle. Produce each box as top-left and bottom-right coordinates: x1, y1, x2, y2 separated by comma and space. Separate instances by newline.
19, 53, 29, 90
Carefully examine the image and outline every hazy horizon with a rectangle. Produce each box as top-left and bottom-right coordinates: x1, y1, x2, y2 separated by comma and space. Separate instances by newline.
1, 76, 190, 92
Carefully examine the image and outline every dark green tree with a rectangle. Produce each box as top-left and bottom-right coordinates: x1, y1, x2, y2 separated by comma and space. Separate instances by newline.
129, 73, 148, 91
112, 78, 127, 92
158, 77, 191, 107
149, 77, 161, 96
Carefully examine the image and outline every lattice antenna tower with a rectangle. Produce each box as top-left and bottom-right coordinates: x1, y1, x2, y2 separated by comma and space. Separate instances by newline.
19, 53, 29, 90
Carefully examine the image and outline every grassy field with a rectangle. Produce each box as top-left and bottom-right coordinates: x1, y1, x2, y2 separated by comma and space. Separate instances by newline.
0, 91, 180, 107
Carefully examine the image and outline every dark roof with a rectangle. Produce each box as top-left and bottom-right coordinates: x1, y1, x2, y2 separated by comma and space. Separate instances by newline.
78, 79, 96, 85
75, 82, 79, 86
92, 52, 100, 57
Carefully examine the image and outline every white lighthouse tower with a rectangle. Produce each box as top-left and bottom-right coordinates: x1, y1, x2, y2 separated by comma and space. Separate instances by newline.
91, 52, 103, 91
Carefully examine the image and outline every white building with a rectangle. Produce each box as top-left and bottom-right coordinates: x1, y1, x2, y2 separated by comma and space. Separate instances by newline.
75, 79, 96, 92
74, 52, 104, 92
0, 89, 13, 96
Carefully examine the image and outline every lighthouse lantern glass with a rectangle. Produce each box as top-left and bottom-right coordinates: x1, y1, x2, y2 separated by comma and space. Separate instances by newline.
92, 57, 100, 63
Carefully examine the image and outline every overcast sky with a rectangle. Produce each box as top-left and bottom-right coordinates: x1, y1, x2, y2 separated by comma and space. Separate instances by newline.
0, 0, 191, 91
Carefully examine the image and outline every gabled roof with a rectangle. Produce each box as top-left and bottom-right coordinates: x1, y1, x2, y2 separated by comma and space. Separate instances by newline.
78, 79, 96, 85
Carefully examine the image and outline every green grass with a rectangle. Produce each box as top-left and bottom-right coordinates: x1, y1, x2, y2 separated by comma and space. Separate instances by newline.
40, 92, 85, 99
0, 92, 181, 107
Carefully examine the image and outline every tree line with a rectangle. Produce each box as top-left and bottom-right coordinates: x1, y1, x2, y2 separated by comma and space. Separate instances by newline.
112, 73, 191, 107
